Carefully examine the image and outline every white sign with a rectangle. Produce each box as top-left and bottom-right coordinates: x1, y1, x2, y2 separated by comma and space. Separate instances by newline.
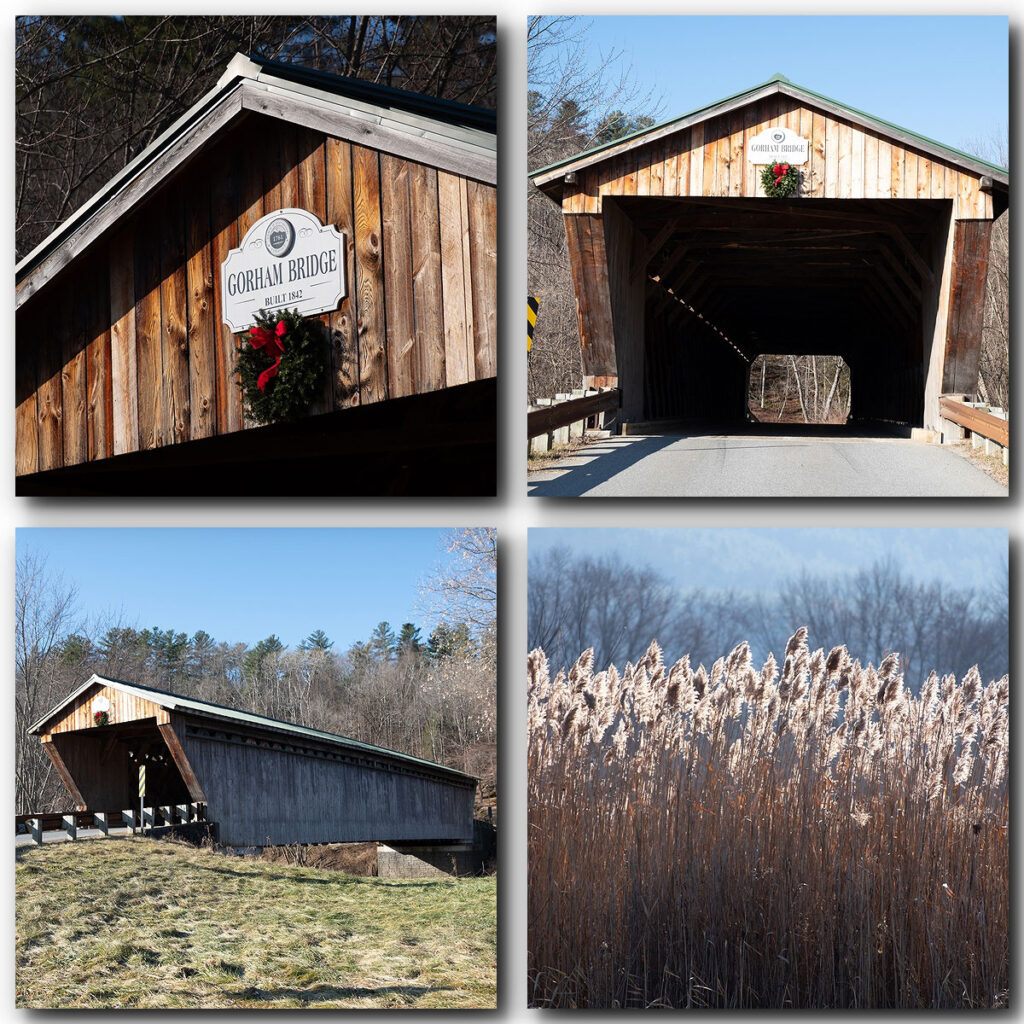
92, 694, 110, 713
747, 126, 809, 165
220, 208, 346, 333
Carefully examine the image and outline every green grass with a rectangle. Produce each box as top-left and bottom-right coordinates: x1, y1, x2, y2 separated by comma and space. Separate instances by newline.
16, 838, 496, 1009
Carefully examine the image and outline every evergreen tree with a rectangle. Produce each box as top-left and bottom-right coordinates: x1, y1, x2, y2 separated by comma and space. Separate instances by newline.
427, 621, 474, 660
301, 629, 334, 652
368, 621, 397, 662
243, 634, 285, 678
397, 622, 423, 655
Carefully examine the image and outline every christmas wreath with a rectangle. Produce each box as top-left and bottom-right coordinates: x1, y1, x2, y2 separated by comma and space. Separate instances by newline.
93, 711, 109, 727
236, 308, 325, 425
761, 162, 800, 198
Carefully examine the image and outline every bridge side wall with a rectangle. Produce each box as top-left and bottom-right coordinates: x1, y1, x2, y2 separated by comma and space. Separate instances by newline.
172, 713, 475, 848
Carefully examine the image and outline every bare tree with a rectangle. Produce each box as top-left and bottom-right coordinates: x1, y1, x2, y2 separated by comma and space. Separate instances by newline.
527, 17, 661, 401
15, 554, 80, 812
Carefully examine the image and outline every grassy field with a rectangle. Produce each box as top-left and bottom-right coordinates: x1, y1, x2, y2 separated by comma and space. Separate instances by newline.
16, 838, 496, 1009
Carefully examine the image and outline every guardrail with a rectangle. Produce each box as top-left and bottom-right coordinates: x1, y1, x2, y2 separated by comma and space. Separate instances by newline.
528, 388, 620, 442
17, 803, 206, 844
939, 397, 1008, 454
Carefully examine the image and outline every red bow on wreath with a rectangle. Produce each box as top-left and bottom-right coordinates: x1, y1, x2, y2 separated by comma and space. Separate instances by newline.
772, 162, 791, 186
249, 320, 288, 392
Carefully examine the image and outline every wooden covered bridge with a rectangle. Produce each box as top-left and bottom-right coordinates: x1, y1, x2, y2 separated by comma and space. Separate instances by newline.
28, 675, 476, 852
531, 75, 1007, 434
16, 53, 497, 495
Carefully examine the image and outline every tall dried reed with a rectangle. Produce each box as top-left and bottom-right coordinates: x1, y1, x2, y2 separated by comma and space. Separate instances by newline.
528, 631, 1008, 1008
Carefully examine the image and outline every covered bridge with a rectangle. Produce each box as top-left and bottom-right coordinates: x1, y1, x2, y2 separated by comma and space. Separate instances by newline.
29, 675, 476, 850
16, 53, 497, 495
531, 75, 1007, 433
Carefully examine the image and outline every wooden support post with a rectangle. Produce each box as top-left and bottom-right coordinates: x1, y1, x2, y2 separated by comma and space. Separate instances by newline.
30, 818, 43, 845
177, 803, 192, 823
160, 805, 174, 826
62, 814, 77, 841
142, 806, 155, 830
122, 808, 137, 832
93, 812, 109, 836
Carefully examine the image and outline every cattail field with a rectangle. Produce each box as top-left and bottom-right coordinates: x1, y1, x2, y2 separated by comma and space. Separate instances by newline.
527, 630, 1009, 1008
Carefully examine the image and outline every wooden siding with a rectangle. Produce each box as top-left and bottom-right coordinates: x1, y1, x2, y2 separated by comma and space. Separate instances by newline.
562, 96, 993, 219
942, 219, 993, 395
16, 112, 497, 476
42, 683, 167, 736
174, 713, 475, 847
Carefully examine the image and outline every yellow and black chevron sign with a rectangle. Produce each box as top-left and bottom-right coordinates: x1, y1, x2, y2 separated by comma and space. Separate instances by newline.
527, 296, 539, 353
138, 764, 146, 800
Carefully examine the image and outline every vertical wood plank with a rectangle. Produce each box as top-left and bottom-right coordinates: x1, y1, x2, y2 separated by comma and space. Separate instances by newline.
109, 228, 139, 455
677, 130, 691, 198
902, 150, 917, 200
35, 287, 63, 470
917, 156, 930, 198
15, 326, 39, 476
380, 154, 416, 399
877, 139, 892, 198
649, 140, 665, 197
742, 104, 759, 197
863, 132, 877, 199
62, 279, 88, 467
824, 117, 840, 198
134, 208, 164, 450
467, 179, 497, 380
689, 121, 705, 196
159, 188, 191, 446
930, 158, 943, 200
185, 175, 217, 440
810, 109, 826, 197
211, 145, 241, 435
409, 161, 445, 393
729, 107, 745, 197
84, 265, 112, 462
438, 170, 473, 387
352, 144, 388, 405
295, 126, 332, 416
326, 137, 360, 408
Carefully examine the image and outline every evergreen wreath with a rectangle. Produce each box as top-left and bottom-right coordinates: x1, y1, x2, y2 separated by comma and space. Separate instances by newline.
93, 711, 108, 727
760, 162, 800, 198
236, 308, 325, 425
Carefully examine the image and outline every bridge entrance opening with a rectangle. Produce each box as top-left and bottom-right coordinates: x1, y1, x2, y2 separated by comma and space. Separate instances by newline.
748, 354, 851, 426
610, 196, 951, 433
46, 720, 191, 811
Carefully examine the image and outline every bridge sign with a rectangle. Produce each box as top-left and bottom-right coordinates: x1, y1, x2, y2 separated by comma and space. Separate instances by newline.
220, 208, 347, 332
747, 127, 809, 165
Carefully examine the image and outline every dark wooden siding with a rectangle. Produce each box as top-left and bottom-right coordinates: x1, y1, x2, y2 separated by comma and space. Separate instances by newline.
16, 111, 497, 475
174, 714, 475, 847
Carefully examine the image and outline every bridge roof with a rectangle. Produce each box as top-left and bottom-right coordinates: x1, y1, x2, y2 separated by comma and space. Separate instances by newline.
17, 51, 497, 309
531, 73, 1008, 197
29, 674, 476, 785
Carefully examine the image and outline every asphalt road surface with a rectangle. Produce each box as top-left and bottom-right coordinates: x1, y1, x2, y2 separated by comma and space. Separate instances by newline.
528, 434, 1007, 498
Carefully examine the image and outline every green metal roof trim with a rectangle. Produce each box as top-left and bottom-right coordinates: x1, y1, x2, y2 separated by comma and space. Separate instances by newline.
29, 674, 477, 784
531, 73, 1008, 180
245, 52, 496, 133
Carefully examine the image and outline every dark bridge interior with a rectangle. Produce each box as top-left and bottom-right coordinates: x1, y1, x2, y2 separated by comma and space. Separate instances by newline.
48, 721, 191, 811
621, 197, 949, 430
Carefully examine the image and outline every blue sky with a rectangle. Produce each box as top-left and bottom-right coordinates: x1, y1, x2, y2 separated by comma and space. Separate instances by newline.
529, 528, 1007, 595
547, 16, 1008, 160
16, 528, 457, 651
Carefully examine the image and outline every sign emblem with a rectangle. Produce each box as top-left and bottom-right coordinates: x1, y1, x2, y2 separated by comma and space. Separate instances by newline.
265, 218, 296, 258
748, 126, 810, 165
220, 208, 346, 333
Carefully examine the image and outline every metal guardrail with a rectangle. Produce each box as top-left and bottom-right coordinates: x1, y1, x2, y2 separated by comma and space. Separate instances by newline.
528, 389, 620, 439
938, 397, 1008, 449
17, 803, 206, 844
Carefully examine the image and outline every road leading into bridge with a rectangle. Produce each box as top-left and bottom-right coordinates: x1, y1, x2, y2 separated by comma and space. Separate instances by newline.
528, 434, 1007, 498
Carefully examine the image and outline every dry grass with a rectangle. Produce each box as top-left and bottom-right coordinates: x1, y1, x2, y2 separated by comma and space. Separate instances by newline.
16, 838, 496, 1009
949, 441, 1009, 489
528, 632, 1008, 1009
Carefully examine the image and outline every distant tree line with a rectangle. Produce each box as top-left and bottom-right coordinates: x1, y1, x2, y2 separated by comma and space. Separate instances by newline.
16, 528, 496, 814
16, 15, 496, 258
529, 547, 1008, 688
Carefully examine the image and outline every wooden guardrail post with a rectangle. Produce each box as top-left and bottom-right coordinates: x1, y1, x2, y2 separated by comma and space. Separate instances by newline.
61, 814, 77, 841
160, 805, 174, 826
122, 808, 137, 833
177, 803, 192, 823
142, 806, 155, 831
29, 818, 43, 845
93, 812, 109, 836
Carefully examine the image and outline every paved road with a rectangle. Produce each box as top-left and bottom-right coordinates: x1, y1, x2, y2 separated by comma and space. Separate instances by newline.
528, 433, 1008, 498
